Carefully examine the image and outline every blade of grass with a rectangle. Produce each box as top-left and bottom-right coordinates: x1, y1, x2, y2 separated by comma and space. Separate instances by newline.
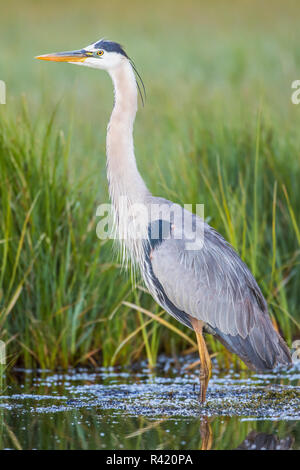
122, 301, 197, 348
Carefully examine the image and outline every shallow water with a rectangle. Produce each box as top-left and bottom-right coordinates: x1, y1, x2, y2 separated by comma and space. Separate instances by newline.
0, 356, 299, 450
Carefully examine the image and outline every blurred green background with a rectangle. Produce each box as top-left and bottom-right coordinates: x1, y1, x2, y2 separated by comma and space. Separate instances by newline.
0, 0, 299, 368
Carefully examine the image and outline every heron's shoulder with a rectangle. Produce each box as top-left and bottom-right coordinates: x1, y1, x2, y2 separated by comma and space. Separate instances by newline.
145, 194, 179, 208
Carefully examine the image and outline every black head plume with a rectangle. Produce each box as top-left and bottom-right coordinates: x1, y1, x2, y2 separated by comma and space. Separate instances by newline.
94, 39, 146, 106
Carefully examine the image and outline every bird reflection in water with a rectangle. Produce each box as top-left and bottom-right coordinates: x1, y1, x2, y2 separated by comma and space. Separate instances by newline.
236, 431, 294, 451
199, 418, 294, 451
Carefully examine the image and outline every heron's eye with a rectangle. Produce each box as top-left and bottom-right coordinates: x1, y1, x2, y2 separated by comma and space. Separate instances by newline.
97, 50, 104, 56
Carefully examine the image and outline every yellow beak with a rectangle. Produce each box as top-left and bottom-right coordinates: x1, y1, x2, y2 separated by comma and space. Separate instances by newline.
35, 50, 88, 62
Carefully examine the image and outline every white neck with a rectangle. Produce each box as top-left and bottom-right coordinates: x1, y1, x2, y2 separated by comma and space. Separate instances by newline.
107, 60, 149, 208
106, 59, 150, 267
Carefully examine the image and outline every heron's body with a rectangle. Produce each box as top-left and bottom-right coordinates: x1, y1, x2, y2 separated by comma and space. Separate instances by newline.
36, 39, 292, 402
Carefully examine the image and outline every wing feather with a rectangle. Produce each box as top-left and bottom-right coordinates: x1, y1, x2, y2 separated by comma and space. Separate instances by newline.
149, 215, 291, 371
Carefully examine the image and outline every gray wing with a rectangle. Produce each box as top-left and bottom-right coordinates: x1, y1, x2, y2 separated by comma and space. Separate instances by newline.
148, 214, 291, 372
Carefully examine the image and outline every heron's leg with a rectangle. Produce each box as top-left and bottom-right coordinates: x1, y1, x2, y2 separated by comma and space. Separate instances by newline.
203, 338, 212, 380
189, 317, 212, 403
195, 330, 211, 403
200, 416, 213, 450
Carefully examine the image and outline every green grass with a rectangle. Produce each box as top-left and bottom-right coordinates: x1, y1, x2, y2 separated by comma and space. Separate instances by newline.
0, 0, 300, 369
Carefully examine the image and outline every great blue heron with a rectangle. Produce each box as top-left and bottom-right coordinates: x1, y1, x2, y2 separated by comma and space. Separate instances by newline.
36, 39, 292, 402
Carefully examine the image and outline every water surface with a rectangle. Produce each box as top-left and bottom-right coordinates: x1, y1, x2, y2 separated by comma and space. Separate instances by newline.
0, 356, 299, 450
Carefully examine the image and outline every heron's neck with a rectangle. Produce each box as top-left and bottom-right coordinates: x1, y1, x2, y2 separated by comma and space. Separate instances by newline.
107, 61, 149, 209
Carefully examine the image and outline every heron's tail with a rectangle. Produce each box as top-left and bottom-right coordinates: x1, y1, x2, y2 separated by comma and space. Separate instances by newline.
214, 314, 292, 372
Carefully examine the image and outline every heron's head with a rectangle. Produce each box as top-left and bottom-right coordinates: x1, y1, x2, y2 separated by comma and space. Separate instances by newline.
35, 39, 129, 71
36, 38, 146, 104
